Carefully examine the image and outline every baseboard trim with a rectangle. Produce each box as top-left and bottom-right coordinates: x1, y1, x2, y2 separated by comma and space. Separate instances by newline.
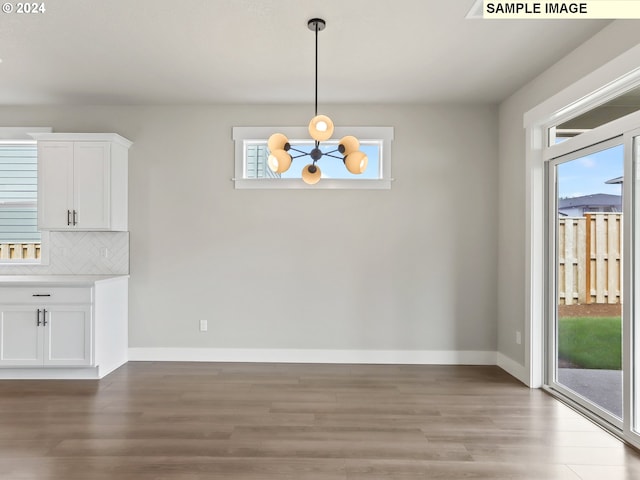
0, 352, 528, 381
97, 358, 128, 379
128, 348, 498, 365
497, 352, 528, 385
0, 367, 100, 380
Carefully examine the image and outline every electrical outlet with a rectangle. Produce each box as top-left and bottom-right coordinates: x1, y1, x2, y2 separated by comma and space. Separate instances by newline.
100, 247, 110, 258
516, 331, 522, 345
199, 320, 208, 332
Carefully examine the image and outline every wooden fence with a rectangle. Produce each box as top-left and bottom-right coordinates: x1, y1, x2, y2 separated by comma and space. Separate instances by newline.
0, 243, 40, 260
558, 213, 622, 305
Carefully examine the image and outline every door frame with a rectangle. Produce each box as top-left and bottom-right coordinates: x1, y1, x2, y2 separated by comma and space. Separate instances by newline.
525, 51, 640, 442
525, 45, 640, 389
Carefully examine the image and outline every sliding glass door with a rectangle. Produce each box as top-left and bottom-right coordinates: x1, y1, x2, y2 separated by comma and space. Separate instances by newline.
548, 139, 624, 427
546, 123, 640, 447
627, 129, 640, 447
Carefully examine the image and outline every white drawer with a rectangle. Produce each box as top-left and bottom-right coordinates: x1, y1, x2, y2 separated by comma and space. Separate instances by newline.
0, 287, 92, 304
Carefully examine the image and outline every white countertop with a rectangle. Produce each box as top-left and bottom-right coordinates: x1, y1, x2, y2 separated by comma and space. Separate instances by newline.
0, 275, 129, 286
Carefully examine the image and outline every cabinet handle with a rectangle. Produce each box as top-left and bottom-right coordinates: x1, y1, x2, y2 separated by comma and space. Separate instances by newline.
73, 210, 77, 226
32, 294, 51, 297
67, 210, 71, 226
36, 309, 42, 326
42, 309, 47, 327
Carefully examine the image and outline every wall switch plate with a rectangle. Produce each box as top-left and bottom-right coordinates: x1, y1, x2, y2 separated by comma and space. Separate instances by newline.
199, 320, 208, 332
516, 331, 522, 345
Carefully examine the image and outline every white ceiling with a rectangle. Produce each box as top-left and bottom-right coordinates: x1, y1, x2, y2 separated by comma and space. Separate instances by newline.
0, 0, 610, 105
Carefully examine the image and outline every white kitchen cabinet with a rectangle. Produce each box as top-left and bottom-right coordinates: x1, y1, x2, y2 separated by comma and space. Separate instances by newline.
0, 306, 42, 366
0, 304, 91, 367
0, 287, 92, 367
33, 133, 132, 231
0, 276, 128, 379
45, 305, 92, 366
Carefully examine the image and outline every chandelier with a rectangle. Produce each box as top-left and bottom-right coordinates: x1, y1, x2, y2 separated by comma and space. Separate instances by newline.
267, 18, 368, 185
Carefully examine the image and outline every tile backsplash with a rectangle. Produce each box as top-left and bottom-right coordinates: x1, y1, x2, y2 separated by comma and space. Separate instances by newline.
0, 231, 129, 275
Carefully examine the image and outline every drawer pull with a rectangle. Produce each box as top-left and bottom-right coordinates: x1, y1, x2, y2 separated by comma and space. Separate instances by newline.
36, 309, 42, 326
32, 294, 51, 297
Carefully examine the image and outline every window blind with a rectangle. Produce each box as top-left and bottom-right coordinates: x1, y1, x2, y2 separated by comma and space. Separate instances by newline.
0, 144, 40, 243
245, 144, 280, 179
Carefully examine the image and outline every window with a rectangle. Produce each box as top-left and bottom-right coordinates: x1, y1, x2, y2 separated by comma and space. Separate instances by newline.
245, 144, 280, 179
0, 126, 51, 264
0, 141, 41, 261
233, 126, 393, 189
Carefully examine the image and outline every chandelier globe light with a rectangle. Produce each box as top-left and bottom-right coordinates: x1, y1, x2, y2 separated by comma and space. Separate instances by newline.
267, 18, 368, 185
308, 115, 334, 141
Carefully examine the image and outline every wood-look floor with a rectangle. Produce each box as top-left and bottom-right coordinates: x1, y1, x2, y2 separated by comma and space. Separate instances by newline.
0, 363, 639, 480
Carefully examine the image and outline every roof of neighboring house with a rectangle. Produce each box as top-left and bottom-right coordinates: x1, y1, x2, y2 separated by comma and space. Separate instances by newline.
605, 176, 623, 184
558, 193, 621, 208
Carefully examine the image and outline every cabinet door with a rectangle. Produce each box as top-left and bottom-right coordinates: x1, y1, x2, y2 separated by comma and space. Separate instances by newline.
44, 305, 92, 366
38, 142, 74, 230
73, 142, 110, 229
0, 307, 44, 366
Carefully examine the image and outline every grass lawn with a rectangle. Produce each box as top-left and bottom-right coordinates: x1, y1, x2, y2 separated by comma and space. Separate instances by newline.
558, 316, 621, 370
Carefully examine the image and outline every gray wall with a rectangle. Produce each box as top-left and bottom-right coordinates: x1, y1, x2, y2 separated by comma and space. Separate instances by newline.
0, 103, 498, 353
498, 20, 640, 366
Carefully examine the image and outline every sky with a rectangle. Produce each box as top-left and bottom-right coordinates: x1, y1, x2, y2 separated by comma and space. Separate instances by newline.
281, 142, 380, 179
556, 143, 624, 199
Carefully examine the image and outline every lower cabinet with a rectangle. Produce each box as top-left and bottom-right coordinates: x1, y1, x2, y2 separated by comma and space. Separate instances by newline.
0, 304, 91, 367
0, 278, 128, 379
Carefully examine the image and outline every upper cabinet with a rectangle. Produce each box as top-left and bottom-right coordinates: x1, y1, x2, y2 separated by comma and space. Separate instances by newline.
31, 133, 132, 231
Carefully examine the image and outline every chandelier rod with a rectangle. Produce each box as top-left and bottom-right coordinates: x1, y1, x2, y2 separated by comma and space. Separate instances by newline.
314, 21, 318, 117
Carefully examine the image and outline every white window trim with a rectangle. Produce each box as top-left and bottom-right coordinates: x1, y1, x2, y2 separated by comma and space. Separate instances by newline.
523, 43, 640, 389
232, 126, 394, 189
0, 127, 52, 266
